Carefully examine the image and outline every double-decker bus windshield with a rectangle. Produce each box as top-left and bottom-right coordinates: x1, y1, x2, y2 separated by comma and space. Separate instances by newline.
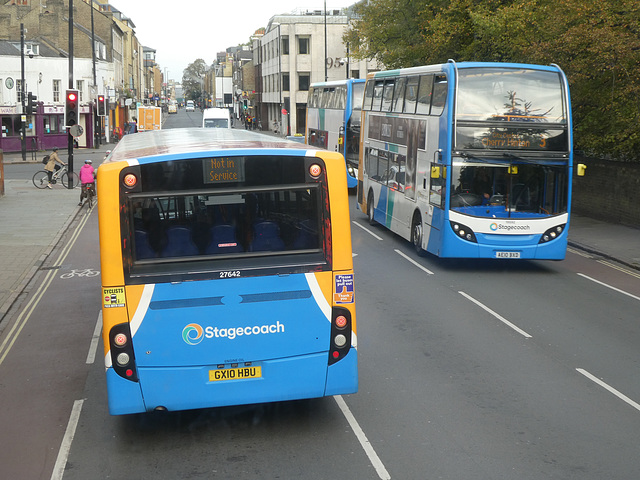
447, 161, 568, 219
456, 68, 569, 152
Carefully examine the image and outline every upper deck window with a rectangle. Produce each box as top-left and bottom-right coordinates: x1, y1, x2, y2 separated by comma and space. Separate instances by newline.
456, 68, 566, 123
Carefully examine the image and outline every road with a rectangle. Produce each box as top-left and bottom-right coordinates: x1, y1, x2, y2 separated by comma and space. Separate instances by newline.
1, 109, 640, 479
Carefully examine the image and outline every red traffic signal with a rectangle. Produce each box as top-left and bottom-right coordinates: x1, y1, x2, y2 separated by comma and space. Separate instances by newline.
65, 89, 79, 127
97, 95, 106, 116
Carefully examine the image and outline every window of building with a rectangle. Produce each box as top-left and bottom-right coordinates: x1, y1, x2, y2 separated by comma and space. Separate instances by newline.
53, 80, 61, 103
42, 114, 64, 134
76, 80, 84, 102
298, 36, 310, 55
282, 36, 289, 55
298, 73, 310, 91
283, 73, 290, 92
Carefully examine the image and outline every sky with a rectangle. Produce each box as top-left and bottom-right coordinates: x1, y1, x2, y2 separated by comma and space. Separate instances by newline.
108, 0, 356, 83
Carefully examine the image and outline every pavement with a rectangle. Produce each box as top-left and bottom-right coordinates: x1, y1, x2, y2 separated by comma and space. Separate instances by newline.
1, 143, 639, 326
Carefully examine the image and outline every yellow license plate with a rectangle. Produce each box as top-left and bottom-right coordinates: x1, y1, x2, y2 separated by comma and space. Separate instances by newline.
209, 366, 262, 382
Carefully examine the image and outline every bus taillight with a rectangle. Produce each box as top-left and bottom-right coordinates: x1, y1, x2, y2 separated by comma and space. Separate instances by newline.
109, 323, 138, 382
329, 307, 352, 365
309, 163, 322, 178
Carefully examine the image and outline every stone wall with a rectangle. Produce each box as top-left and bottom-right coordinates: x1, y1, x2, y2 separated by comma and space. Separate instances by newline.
572, 156, 640, 229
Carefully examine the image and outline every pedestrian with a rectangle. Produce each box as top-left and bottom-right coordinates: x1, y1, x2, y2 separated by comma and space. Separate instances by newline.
78, 159, 95, 206
44, 147, 66, 188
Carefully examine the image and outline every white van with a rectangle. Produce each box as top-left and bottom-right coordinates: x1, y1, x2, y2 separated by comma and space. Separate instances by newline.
202, 108, 232, 128
186, 100, 195, 112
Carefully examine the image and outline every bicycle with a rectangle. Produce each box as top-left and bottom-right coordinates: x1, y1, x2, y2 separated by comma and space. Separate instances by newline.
32, 165, 80, 189
80, 182, 96, 208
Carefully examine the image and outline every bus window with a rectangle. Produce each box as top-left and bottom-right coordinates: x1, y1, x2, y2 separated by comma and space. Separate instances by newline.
352, 82, 365, 112
404, 76, 419, 114
381, 80, 395, 112
336, 86, 347, 110
431, 75, 448, 115
392, 77, 407, 113
416, 75, 433, 115
372, 80, 384, 111
363, 79, 375, 110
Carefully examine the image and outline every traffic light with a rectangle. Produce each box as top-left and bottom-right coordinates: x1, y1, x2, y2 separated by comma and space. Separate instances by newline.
65, 89, 79, 128
97, 95, 106, 116
26, 92, 37, 114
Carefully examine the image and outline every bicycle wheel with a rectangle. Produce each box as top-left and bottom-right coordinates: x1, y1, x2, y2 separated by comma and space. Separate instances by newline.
61, 171, 80, 188
32, 170, 50, 189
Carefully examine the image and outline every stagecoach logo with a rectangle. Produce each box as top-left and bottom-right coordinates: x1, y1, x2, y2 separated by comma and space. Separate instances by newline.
489, 222, 531, 232
182, 321, 286, 345
182, 323, 204, 345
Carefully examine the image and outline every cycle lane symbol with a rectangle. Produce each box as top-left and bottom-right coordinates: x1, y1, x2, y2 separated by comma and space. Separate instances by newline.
59, 268, 100, 279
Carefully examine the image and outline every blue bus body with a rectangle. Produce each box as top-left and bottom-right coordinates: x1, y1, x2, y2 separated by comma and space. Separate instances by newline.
359, 61, 574, 260
306, 79, 366, 188
99, 129, 357, 414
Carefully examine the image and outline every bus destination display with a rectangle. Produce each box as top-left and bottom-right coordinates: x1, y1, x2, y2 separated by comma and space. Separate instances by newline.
203, 157, 245, 183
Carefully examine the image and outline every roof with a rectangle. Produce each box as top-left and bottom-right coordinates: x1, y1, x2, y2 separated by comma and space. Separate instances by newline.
105, 128, 316, 164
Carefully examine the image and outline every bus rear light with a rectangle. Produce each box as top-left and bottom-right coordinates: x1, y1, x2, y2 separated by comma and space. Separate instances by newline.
109, 323, 139, 382
123, 173, 138, 188
114, 333, 127, 347
309, 164, 322, 178
116, 352, 130, 366
334, 334, 347, 348
329, 307, 352, 365
539, 224, 566, 243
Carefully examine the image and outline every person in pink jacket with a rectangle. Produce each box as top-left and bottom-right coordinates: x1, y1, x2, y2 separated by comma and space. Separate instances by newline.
78, 159, 95, 206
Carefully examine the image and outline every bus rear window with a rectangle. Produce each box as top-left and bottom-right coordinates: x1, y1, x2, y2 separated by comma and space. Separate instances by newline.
121, 156, 330, 281
130, 187, 322, 258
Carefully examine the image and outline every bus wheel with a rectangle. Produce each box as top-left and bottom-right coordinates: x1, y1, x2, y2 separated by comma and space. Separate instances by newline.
367, 192, 376, 225
412, 213, 425, 256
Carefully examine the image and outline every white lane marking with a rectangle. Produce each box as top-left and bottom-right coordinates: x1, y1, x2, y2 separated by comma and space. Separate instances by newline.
334, 395, 391, 480
395, 249, 434, 275
50, 399, 85, 480
459, 291, 532, 338
577, 273, 640, 302
576, 368, 640, 413
596, 260, 640, 279
85, 312, 102, 364
352, 221, 384, 241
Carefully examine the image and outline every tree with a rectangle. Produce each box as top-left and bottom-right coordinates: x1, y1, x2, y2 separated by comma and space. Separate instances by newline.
182, 59, 208, 101
344, 0, 640, 161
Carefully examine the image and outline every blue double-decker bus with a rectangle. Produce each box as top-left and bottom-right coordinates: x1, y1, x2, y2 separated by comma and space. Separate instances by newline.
359, 61, 584, 259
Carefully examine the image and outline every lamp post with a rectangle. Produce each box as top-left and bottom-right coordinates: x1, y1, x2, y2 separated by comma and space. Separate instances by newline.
20, 23, 27, 162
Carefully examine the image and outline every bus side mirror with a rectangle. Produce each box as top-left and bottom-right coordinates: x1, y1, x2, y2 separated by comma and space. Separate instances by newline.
577, 163, 587, 177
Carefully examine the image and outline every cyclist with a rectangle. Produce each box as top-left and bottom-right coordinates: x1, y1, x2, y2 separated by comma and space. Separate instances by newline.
44, 147, 66, 188
78, 159, 96, 206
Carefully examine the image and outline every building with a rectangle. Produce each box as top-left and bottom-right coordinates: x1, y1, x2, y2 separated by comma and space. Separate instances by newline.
0, 0, 157, 152
254, 9, 379, 136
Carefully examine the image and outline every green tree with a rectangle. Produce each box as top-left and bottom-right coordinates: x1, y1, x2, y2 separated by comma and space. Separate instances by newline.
181, 59, 208, 101
345, 0, 640, 161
